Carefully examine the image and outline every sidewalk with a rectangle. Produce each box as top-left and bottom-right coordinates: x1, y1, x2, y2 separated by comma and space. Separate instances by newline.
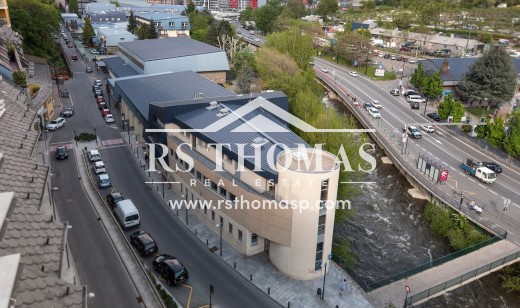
121, 130, 373, 308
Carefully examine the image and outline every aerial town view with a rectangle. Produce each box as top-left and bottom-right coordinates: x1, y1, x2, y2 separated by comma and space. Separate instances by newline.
1, 0, 520, 307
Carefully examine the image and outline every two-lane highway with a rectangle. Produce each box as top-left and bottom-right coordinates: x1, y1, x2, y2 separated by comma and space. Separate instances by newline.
315, 57, 520, 243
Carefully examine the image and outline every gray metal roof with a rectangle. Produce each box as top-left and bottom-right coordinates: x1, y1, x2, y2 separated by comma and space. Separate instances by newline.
119, 37, 225, 61
114, 71, 234, 124
420, 57, 520, 82
173, 96, 309, 181
103, 56, 139, 78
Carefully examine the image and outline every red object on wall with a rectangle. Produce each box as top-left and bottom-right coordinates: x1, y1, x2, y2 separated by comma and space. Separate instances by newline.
439, 169, 449, 182
249, 0, 258, 8
230, 0, 238, 8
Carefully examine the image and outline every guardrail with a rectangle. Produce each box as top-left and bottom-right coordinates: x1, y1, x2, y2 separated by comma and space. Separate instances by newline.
404, 250, 520, 306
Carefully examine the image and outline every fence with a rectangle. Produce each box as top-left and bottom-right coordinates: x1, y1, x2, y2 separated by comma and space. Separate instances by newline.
333, 236, 502, 293
404, 250, 520, 306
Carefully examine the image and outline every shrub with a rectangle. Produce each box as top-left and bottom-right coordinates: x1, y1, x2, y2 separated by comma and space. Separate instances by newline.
461, 124, 473, 133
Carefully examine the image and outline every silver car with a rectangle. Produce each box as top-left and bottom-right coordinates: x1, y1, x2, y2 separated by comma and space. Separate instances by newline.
98, 174, 112, 188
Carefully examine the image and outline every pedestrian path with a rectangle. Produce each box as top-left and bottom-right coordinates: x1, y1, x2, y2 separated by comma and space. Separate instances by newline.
121, 130, 374, 308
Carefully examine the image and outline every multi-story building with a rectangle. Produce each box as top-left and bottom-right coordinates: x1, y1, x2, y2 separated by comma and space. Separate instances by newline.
229, 0, 258, 10
0, 0, 10, 27
145, 92, 340, 279
135, 13, 190, 38
96, 25, 137, 55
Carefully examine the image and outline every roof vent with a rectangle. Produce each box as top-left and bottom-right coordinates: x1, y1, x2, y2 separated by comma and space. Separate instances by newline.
219, 108, 230, 114
251, 137, 267, 147
207, 101, 219, 110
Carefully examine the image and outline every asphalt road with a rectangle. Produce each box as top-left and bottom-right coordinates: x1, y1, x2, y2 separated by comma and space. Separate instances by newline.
49, 29, 280, 308
315, 57, 520, 244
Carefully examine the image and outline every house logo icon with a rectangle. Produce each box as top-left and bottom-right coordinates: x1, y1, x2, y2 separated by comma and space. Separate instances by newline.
146, 96, 375, 134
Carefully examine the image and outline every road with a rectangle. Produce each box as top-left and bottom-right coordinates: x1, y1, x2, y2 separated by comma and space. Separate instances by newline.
46, 30, 141, 308
315, 57, 520, 245
49, 28, 280, 308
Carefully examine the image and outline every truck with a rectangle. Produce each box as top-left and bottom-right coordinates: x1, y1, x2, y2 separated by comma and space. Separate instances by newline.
459, 159, 496, 183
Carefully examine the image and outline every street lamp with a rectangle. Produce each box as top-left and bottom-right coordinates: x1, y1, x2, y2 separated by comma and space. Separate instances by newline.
216, 223, 223, 257
321, 262, 327, 300
459, 191, 465, 209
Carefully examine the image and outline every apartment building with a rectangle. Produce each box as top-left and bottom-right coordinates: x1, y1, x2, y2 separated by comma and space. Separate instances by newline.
146, 93, 340, 280
135, 13, 190, 37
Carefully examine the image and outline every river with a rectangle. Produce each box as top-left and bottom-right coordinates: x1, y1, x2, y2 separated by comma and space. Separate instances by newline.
325, 97, 520, 305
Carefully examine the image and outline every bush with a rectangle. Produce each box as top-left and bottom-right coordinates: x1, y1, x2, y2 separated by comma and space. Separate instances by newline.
74, 133, 96, 141
29, 84, 40, 96
461, 124, 473, 134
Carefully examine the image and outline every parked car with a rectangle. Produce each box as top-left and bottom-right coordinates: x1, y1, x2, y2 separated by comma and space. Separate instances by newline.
363, 102, 374, 110
378, 52, 384, 58
62, 107, 74, 117
93, 161, 107, 175
384, 53, 391, 59
130, 230, 159, 257
95, 89, 103, 96
153, 254, 189, 286
95, 80, 102, 87
97, 96, 105, 103
71, 54, 78, 60
407, 126, 422, 138
403, 89, 418, 97
390, 88, 400, 96
371, 100, 382, 108
409, 58, 417, 64
349, 71, 358, 77
86, 66, 93, 73
390, 55, 396, 60
402, 57, 408, 62
396, 55, 403, 61
97, 173, 112, 188
88, 149, 102, 162
421, 125, 435, 133
481, 162, 502, 174
427, 113, 441, 121
101, 109, 111, 117
105, 114, 115, 123
92, 85, 100, 93
67, 43, 73, 48
55, 146, 68, 160
368, 108, 381, 118
410, 102, 420, 109
98, 101, 107, 109
46, 117, 66, 130
106, 192, 124, 208
407, 95, 426, 104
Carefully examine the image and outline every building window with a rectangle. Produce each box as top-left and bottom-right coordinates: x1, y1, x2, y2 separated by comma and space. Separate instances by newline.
315, 242, 324, 270
211, 210, 215, 222
251, 233, 258, 246
238, 230, 243, 243
120, 38, 125, 41
219, 187, 227, 198
320, 179, 329, 205
219, 216, 223, 227
169, 21, 175, 27
211, 181, 218, 192
228, 223, 233, 235
318, 215, 326, 235
196, 170, 202, 181
170, 148, 174, 156
228, 193, 236, 201
181, 22, 189, 29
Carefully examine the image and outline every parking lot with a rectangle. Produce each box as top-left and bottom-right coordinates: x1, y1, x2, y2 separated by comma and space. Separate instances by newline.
370, 51, 420, 79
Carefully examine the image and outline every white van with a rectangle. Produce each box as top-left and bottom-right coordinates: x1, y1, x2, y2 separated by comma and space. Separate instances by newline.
407, 95, 425, 104
114, 199, 140, 230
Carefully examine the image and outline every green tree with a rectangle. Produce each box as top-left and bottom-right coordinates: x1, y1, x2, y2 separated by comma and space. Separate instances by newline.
233, 51, 256, 73
504, 112, 520, 158
127, 10, 137, 33
9, 0, 61, 58
191, 29, 208, 42
236, 63, 255, 94
410, 62, 426, 90
69, 0, 78, 13
12, 70, 27, 87
285, 0, 306, 19
110, 0, 120, 7
458, 46, 517, 107
188, 11, 213, 41
263, 29, 315, 69
136, 24, 150, 40
82, 17, 95, 47
239, 7, 253, 24
185, 0, 196, 14
423, 72, 443, 101
147, 19, 159, 39
486, 116, 506, 148
254, 1, 283, 34
391, 11, 413, 30
58, 2, 65, 13
438, 94, 465, 122
316, 0, 339, 19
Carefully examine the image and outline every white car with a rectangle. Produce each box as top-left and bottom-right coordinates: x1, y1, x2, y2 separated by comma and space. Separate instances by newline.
349, 71, 358, 77
93, 161, 107, 174
390, 88, 400, 96
378, 52, 384, 58
321, 67, 329, 73
371, 100, 382, 108
390, 55, 396, 60
368, 108, 381, 118
254, 38, 261, 42
88, 149, 102, 162
407, 95, 426, 104
46, 117, 66, 130
421, 125, 435, 133
409, 58, 417, 63
105, 114, 115, 123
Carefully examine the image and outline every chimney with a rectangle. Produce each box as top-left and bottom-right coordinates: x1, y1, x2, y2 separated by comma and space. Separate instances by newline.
440, 60, 449, 73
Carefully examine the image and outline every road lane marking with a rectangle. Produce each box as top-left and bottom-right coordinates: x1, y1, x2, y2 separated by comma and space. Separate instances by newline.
180, 284, 193, 308
513, 203, 519, 208
488, 190, 498, 195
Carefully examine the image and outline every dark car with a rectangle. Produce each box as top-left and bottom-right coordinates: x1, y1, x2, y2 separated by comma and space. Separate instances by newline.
55, 146, 68, 160
427, 113, 441, 121
86, 66, 93, 73
62, 107, 74, 117
153, 254, 189, 286
106, 192, 124, 208
410, 102, 420, 109
383, 53, 390, 59
130, 230, 158, 257
481, 162, 502, 173
363, 102, 374, 110
396, 55, 403, 61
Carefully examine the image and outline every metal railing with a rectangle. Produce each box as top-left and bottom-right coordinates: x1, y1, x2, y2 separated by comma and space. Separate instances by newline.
404, 250, 520, 306
333, 236, 502, 293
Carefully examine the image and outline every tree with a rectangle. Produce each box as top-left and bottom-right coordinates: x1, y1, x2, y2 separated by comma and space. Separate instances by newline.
263, 29, 315, 69
438, 94, 465, 122
9, 0, 61, 58
391, 11, 413, 30
410, 62, 426, 90
127, 10, 137, 34
236, 63, 255, 94
486, 116, 506, 148
239, 7, 253, 24
458, 46, 517, 107
423, 72, 443, 101
185, 1, 196, 15
82, 17, 95, 47
12, 70, 27, 87
335, 31, 371, 66
136, 24, 150, 40
147, 19, 159, 39
69, 0, 78, 13
285, 0, 306, 19
504, 112, 520, 158
110, 0, 120, 7
316, 0, 339, 19
254, 0, 283, 34
58, 2, 65, 13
